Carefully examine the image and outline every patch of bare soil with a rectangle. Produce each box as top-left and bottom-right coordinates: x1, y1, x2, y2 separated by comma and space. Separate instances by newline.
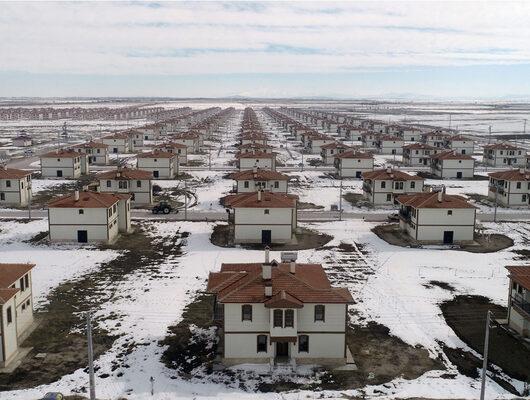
424, 280, 456, 292
297, 201, 325, 210
343, 192, 372, 208
372, 223, 513, 253
321, 322, 443, 390
210, 224, 332, 250
160, 293, 218, 376
441, 295, 530, 395
0, 223, 186, 391
30, 182, 76, 207
187, 159, 205, 167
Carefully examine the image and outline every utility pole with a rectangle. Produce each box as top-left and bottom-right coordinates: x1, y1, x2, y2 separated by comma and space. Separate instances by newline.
339, 180, 343, 221
488, 125, 492, 144
480, 310, 493, 400
150, 376, 155, 396
208, 148, 212, 171
27, 182, 32, 221
86, 312, 96, 400
184, 179, 188, 220
449, 114, 452, 130
493, 183, 499, 223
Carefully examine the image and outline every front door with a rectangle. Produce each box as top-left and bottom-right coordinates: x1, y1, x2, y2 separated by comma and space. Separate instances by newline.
443, 231, 454, 244
276, 342, 288, 358
153, 170, 159, 178
77, 230, 88, 243
56, 170, 63, 177
113, 148, 118, 153
456, 172, 463, 179
261, 230, 272, 244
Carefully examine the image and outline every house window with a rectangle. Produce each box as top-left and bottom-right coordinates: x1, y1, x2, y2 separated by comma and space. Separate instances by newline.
136, 180, 142, 188
20, 277, 25, 291
523, 194, 527, 202
274, 181, 279, 189
284, 309, 294, 327
517, 182, 522, 189
273, 309, 283, 327
118, 181, 128, 189
113, 204, 117, 213
0, 193, 4, 201
25, 274, 29, 288
264, 209, 270, 214
244, 181, 249, 188
447, 210, 453, 215
381, 181, 386, 189
257, 335, 268, 353
386, 194, 392, 202
79, 209, 84, 215
298, 335, 309, 352
314, 305, 325, 322
241, 304, 252, 321
410, 181, 415, 189
6, 307, 12, 324
6, 180, 11, 187
106, 180, 112, 188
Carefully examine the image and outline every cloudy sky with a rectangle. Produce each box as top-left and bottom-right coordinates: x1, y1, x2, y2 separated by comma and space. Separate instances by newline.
2, 1, 530, 98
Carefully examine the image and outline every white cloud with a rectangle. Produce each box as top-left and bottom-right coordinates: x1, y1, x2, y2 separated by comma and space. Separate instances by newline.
0, 1, 530, 75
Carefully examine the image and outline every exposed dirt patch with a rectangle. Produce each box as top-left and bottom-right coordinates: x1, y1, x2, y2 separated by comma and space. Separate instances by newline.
372, 223, 513, 253
160, 293, 218, 376
298, 201, 325, 210
424, 280, 456, 292
31, 182, 76, 207
187, 159, 205, 167
441, 295, 530, 391
343, 192, 372, 208
210, 224, 332, 250
0, 223, 185, 390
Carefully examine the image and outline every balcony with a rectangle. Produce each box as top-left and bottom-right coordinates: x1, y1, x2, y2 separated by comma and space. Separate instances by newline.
362, 182, 372, 194
399, 209, 411, 221
511, 296, 530, 318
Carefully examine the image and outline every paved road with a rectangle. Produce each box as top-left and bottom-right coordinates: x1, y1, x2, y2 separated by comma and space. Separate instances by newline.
2, 208, 530, 223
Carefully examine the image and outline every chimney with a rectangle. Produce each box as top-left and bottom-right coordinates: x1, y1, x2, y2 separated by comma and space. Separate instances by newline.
386, 166, 391, 174
253, 165, 258, 173
74, 190, 80, 201
264, 283, 273, 297
437, 190, 443, 203
257, 190, 262, 202
264, 247, 270, 264
262, 263, 271, 280
290, 261, 296, 274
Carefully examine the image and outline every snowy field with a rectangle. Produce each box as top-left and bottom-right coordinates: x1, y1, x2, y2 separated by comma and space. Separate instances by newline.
0, 218, 526, 399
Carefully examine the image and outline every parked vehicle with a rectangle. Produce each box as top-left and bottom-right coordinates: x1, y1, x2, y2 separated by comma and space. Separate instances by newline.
387, 212, 399, 222
152, 201, 176, 214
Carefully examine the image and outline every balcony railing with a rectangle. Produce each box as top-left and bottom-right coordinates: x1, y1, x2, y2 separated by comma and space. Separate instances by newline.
511, 296, 530, 317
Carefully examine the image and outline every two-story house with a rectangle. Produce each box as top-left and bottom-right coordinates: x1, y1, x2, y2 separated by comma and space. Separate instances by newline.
362, 168, 424, 205
397, 190, 476, 244
170, 132, 202, 153
137, 150, 178, 179
98, 167, 153, 205
430, 150, 475, 179
206, 251, 354, 367
224, 191, 297, 244
375, 134, 404, 155
154, 142, 188, 165
238, 143, 274, 155
40, 149, 86, 178
444, 135, 475, 155
320, 142, 352, 165
72, 141, 109, 165
505, 265, 530, 338
488, 169, 530, 207
230, 169, 289, 193
483, 143, 526, 167
0, 167, 32, 207
101, 132, 133, 154
361, 132, 378, 150
237, 152, 277, 171
0, 263, 36, 367
402, 143, 439, 166
333, 150, 374, 179
48, 190, 132, 243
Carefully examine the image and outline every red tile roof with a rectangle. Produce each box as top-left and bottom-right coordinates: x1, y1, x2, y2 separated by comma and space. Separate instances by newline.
73, 141, 108, 149
362, 169, 423, 181
41, 149, 80, 158
0, 167, 31, 179
224, 191, 297, 208
334, 150, 373, 159
230, 169, 289, 181
207, 262, 353, 304
489, 169, 530, 181
0, 263, 35, 288
431, 150, 474, 160
237, 151, 276, 159
102, 132, 130, 140
156, 142, 188, 149
137, 150, 176, 159
403, 143, 435, 150
397, 192, 475, 209
98, 167, 152, 180
483, 142, 522, 151
48, 191, 128, 208
506, 265, 530, 290
0, 288, 20, 305
320, 142, 352, 150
